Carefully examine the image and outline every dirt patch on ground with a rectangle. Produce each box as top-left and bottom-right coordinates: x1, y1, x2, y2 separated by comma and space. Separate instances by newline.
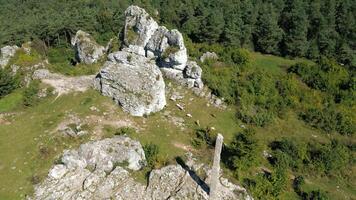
33, 69, 94, 97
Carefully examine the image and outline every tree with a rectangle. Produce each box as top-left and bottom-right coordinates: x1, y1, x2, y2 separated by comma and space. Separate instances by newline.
199, 9, 225, 43
223, 0, 242, 46
253, 3, 282, 54
281, 0, 309, 57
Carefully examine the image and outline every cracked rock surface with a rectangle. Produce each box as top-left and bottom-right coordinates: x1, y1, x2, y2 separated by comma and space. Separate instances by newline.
30, 137, 253, 200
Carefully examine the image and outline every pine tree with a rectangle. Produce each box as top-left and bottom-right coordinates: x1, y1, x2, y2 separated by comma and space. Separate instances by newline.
253, 3, 282, 54
199, 9, 225, 43
240, 0, 256, 49
223, 0, 242, 46
282, 0, 309, 57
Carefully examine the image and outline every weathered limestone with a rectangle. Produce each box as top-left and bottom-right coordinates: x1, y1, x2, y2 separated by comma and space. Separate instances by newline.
71, 30, 106, 64
31, 136, 253, 200
122, 5, 201, 89
209, 134, 224, 200
200, 52, 218, 63
94, 51, 166, 117
0, 45, 19, 68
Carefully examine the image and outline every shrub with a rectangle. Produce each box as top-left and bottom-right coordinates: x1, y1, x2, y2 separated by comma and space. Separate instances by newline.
23, 80, 40, 107
191, 127, 217, 148
114, 127, 136, 136
230, 48, 251, 66
269, 138, 307, 170
224, 128, 260, 171
243, 167, 288, 199
0, 68, 19, 98
143, 143, 159, 168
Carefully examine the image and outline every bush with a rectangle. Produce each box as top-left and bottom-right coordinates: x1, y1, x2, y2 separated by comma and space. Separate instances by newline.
230, 48, 251, 66
114, 126, 136, 136
243, 167, 288, 199
300, 107, 355, 135
23, 80, 40, 107
269, 138, 307, 170
143, 143, 159, 168
191, 127, 217, 148
224, 128, 260, 171
0, 68, 19, 98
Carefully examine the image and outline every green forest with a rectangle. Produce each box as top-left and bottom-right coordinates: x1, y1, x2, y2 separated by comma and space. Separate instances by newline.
0, 0, 355, 200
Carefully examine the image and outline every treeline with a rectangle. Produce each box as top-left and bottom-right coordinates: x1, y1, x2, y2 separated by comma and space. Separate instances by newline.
0, 0, 355, 66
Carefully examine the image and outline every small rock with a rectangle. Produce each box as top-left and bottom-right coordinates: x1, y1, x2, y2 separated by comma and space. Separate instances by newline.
186, 113, 192, 118
176, 103, 184, 110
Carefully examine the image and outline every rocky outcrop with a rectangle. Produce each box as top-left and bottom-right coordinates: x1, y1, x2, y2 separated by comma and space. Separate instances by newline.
94, 51, 166, 117
31, 137, 253, 200
122, 5, 201, 89
200, 52, 218, 63
30, 136, 146, 200
71, 30, 105, 64
94, 5, 207, 116
0, 45, 19, 68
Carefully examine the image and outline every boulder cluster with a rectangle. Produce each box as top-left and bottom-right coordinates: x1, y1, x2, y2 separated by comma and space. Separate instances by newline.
91, 5, 204, 116
30, 136, 253, 200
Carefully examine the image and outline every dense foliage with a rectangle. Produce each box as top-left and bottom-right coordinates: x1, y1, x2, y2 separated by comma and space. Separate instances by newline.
0, 0, 355, 66
0, 68, 19, 98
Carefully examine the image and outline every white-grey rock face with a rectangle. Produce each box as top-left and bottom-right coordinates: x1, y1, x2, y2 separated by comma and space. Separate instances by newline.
31, 137, 253, 200
94, 51, 166, 117
146, 27, 188, 70
71, 30, 105, 64
124, 5, 159, 55
122, 5, 201, 89
31, 136, 147, 200
200, 52, 218, 63
0, 45, 19, 68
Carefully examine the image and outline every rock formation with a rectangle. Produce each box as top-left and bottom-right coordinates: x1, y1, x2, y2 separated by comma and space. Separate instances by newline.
94, 51, 166, 116
30, 136, 253, 200
122, 5, 202, 89
0, 45, 19, 68
200, 52, 218, 63
71, 30, 106, 64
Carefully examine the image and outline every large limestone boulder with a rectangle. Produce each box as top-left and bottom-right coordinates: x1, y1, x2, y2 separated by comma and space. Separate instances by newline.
71, 30, 105, 64
123, 5, 158, 56
31, 137, 253, 200
122, 5, 199, 89
0, 45, 19, 68
94, 51, 166, 117
30, 136, 147, 200
146, 27, 188, 70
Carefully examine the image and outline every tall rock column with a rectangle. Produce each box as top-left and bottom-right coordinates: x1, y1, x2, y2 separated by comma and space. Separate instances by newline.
209, 133, 224, 200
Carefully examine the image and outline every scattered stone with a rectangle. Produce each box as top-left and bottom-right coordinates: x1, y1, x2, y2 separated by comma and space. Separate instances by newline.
176, 103, 184, 110
186, 113, 192, 118
169, 91, 183, 101
89, 106, 100, 112
263, 150, 272, 159
71, 30, 106, 64
195, 120, 200, 127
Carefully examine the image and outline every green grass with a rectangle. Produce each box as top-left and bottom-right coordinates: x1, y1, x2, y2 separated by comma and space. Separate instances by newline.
0, 89, 23, 113
0, 52, 354, 200
250, 52, 313, 74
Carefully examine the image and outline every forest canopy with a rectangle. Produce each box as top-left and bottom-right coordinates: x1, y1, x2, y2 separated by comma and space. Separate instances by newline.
0, 0, 355, 67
